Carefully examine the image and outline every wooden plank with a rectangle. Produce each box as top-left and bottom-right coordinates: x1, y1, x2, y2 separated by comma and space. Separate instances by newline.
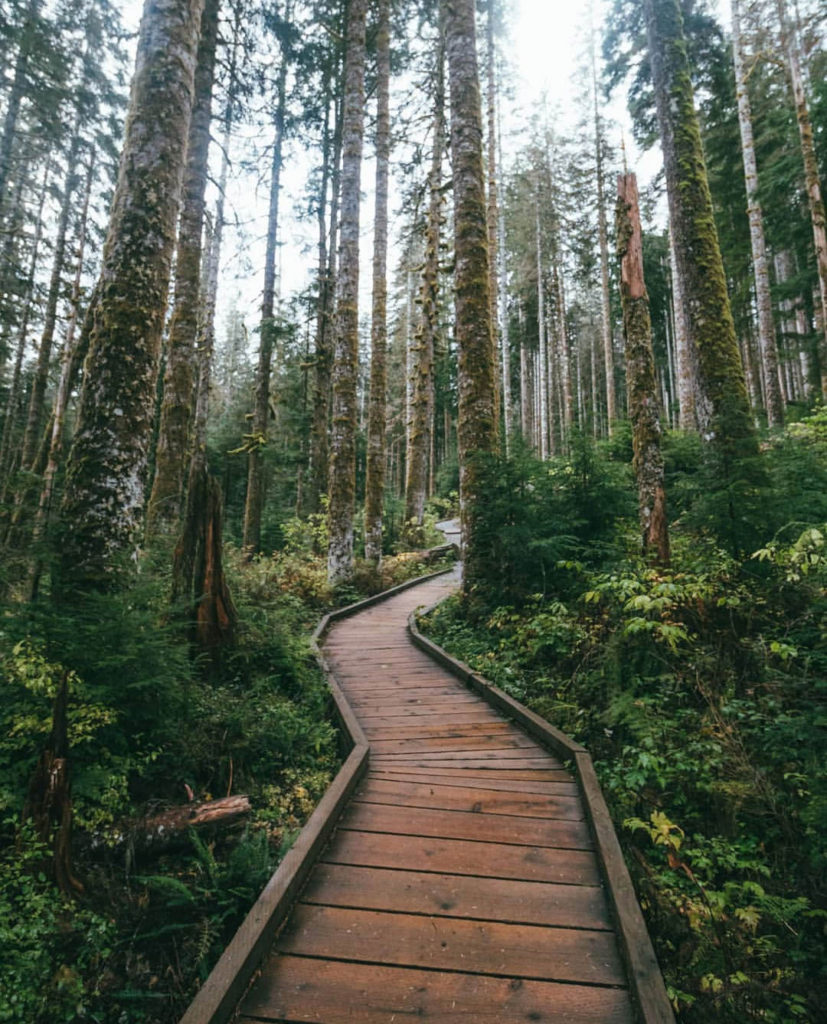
240, 955, 634, 1024
349, 687, 469, 704
355, 777, 584, 820
339, 801, 593, 850
369, 765, 572, 782
277, 905, 626, 987
362, 721, 513, 740
370, 749, 554, 765
370, 735, 542, 756
325, 829, 599, 884
367, 770, 578, 796
302, 862, 612, 931
359, 710, 499, 729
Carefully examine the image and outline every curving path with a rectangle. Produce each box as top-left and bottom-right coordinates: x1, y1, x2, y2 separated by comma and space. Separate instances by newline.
237, 568, 642, 1023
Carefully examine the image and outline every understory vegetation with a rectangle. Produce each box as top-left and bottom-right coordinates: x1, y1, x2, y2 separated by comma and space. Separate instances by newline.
421, 415, 827, 1024
0, 512, 452, 1023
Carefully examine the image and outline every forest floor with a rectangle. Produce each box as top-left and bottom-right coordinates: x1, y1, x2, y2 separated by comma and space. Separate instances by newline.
0, 524, 456, 1024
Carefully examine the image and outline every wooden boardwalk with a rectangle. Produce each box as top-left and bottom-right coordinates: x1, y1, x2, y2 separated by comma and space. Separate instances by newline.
236, 569, 654, 1024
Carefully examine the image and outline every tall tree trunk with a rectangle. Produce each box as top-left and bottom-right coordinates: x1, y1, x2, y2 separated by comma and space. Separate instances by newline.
444, 0, 496, 594
243, 5, 291, 553
0, 159, 49, 491
485, 0, 500, 438
644, 0, 757, 485
497, 123, 511, 453
775, 0, 827, 396
405, 28, 444, 536
0, 0, 39, 216
29, 153, 96, 598
59, 0, 204, 589
556, 267, 573, 432
731, 0, 783, 426
535, 198, 548, 458
364, 0, 391, 566
592, 29, 616, 434
20, 118, 83, 470
327, 0, 367, 585
146, 0, 220, 537
670, 225, 696, 430
617, 172, 669, 565
308, 85, 336, 516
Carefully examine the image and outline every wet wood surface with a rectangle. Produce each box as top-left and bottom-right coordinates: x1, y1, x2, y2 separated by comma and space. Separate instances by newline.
239, 570, 637, 1023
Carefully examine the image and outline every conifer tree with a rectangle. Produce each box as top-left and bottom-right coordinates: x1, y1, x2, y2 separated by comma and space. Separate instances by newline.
444, 0, 497, 592
327, 0, 367, 584
58, 0, 204, 587
643, 0, 759, 501
364, 0, 391, 566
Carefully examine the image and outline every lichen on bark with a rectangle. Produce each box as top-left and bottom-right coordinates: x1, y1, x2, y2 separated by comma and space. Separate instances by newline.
445, 0, 497, 594
327, 0, 367, 586
58, 0, 204, 589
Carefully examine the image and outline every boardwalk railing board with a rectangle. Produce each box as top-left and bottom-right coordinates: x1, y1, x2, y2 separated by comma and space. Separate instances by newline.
179, 560, 457, 1024
408, 601, 675, 1024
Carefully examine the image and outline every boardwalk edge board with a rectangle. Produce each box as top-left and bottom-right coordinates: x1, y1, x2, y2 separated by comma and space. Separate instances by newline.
179, 556, 458, 1024
408, 599, 676, 1024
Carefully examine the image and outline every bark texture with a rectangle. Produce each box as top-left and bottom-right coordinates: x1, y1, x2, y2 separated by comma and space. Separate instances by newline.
445, 0, 497, 593
617, 172, 670, 565
59, 0, 204, 588
327, 0, 367, 585
644, 0, 756, 469
731, 0, 783, 426
146, 0, 220, 537
593, 35, 615, 433
364, 0, 391, 566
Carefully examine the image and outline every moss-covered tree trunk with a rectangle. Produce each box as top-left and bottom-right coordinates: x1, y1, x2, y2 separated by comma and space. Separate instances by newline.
405, 26, 444, 536
146, 0, 219, 537
644, 0, 758, 478
58, 0, 204, 588
364, 0, 390, 566
243, 6, 290, 553
669, 226, 696, 430
307, 85, 335, 517
731, 0, 783, 427
485, 0, 500, 438
592, 32, 615, 434
775, 0, 827, 396
444, 0, 496, 594
327, 0, 367, 585
617, 172, 670, 566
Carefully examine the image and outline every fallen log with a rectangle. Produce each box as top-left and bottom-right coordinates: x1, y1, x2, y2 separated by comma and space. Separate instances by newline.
118, 795, 251, 858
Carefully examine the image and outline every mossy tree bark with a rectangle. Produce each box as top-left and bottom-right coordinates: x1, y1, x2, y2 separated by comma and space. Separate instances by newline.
731, 0, 783, 427
592, 31, 615, 435
327, 0, 367, 585
444, 0, 497, 594
243, 2, 291, 554
405, 23, 444, 538
364, 0, 391, 566
307, 85, 333, 517
146, 0, 220, 538
669, 226, 696, 430
58, 0, 204, 589
535, 196, 548, 459
644, 0, 758, 477
617, 172, 670, 566
485, 0, 500, 438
